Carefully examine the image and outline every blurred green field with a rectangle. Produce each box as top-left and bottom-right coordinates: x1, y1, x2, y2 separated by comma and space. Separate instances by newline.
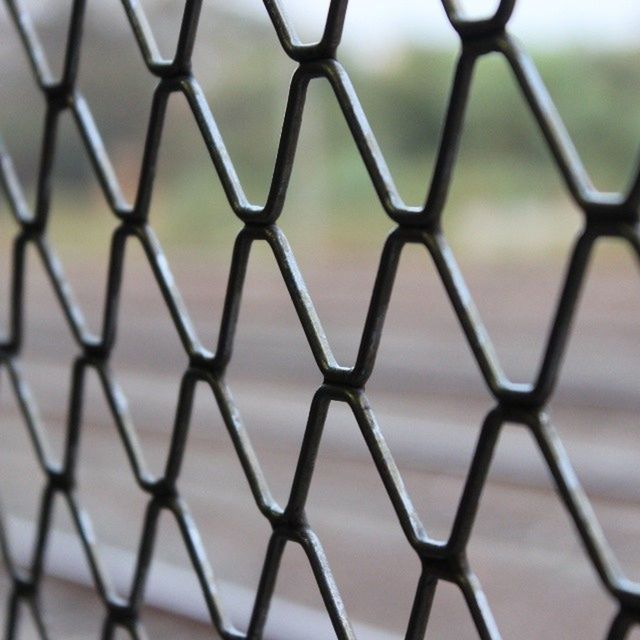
1, 5, 638, 261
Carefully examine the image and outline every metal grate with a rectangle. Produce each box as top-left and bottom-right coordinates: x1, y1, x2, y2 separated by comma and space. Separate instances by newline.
1, 0, 640, 638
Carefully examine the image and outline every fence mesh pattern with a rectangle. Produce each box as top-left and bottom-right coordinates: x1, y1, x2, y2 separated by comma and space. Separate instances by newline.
1, 0, 640, 638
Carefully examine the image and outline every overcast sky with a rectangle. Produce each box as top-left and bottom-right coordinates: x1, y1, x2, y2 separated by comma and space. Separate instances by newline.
228, 0, 640, 52
9, 1, 640, 57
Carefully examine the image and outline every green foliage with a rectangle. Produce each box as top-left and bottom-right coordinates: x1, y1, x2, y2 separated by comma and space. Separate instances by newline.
1, 7, 638, 249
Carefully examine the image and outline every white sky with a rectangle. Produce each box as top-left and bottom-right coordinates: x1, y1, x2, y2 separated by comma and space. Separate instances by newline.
228, 0, 640, 52
10, 1, 640, 57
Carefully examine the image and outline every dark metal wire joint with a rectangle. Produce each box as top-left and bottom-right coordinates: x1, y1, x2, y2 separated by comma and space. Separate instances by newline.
1, 0, 640, 638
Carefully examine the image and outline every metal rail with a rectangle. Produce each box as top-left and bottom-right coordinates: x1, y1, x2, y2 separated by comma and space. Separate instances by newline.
1, 1, 639, 638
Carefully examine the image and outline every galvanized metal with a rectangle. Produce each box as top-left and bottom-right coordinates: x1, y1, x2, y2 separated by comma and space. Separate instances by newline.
1, 0, 639, 638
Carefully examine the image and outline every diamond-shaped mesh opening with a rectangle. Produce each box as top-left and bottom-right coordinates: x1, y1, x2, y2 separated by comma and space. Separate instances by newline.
176, 379, 273, 631
442, 53, 583, 376
6, 599, 43, 640
47, 111, 117, 333
366, 243, 493, 541
0, 6, 46, 216
138, 510, 224, 639
524, 50, 640, 194
278, 78, 392, 364
145, 92, 241, 348
136, 0, 186, 60
341, 0, 458, 56
74, 366, 148, 596
38, 496, 105, 638
16, 0, 73, 81
77, 0, 155, 204
467, 424, 616, 640
344, 53, 457, 202
304, 400, 421, 638
552, 238, 640, 584
261, 540, 341, 640
279, 78, 392, 252
426, 580, 482, 640
0, 365, 45, 572
225, 240, 321, 506
19, 244, 78, 464
192, 6, 294, 206
276, 0, 333, 44
1, 1, 639, 638
108, 236, 188, 477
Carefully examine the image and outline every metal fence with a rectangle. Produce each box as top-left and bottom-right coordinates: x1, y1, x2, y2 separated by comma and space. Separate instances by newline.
1, 0, 639, 638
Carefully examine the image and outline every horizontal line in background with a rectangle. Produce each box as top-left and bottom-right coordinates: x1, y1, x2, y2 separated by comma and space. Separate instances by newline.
6, 516, 393, 640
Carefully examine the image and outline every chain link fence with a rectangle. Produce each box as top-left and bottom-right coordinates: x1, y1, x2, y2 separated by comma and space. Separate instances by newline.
1, 0, 640, 638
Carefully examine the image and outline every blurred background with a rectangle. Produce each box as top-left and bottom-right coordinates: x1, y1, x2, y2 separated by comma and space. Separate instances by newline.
1, 1, 640, 638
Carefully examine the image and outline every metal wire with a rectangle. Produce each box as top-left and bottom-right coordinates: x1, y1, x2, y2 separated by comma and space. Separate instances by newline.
1, 0, 639, 638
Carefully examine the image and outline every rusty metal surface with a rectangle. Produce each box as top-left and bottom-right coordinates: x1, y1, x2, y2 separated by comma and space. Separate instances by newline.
1, 1, 640, 638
